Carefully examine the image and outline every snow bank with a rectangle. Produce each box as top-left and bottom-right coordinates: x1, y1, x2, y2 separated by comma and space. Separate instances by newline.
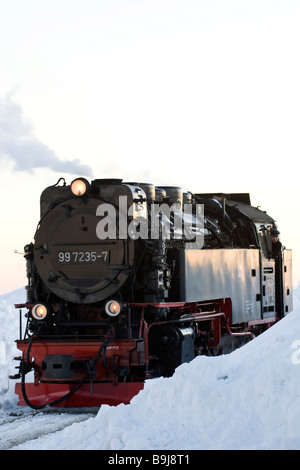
0, 288, 25, 409
1, 287, 300, 449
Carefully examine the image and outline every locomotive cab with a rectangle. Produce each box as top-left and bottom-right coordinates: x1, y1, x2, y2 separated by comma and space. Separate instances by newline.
255, 222, 292, 319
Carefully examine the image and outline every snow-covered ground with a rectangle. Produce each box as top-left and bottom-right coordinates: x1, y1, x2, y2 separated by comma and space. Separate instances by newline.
1, 286, 300, 450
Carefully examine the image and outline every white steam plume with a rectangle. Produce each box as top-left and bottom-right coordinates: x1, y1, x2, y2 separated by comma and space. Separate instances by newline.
0, 94, 93, 177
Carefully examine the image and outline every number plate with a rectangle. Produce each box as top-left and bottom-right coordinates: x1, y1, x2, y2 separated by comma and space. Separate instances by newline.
57, 250, 109, 264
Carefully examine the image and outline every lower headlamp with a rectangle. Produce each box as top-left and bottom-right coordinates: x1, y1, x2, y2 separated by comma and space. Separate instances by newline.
105, 300, 122, 317
32, 303, 48, 320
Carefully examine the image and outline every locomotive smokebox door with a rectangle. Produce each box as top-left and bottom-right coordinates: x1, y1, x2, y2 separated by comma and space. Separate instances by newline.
34, 197, 134, 304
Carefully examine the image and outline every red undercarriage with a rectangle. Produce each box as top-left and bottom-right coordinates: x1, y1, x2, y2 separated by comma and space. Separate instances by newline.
15, 382, 144, 408
15, 338, 145, 407
13, 300, 275, 408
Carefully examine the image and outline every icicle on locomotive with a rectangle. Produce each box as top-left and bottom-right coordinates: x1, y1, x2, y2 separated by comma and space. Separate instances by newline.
12, 177, 293, 408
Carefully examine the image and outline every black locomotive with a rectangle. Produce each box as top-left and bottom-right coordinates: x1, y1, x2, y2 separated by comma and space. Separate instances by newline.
12, 177, 293, 408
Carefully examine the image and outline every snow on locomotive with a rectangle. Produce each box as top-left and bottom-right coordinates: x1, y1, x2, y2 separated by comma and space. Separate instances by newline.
11, 177, 293, 408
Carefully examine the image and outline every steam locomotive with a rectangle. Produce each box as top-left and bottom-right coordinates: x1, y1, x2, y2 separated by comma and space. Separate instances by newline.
12, 177, 293, 408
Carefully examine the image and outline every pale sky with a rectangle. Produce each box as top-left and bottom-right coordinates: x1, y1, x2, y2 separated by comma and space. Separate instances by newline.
0, 0, 300, 294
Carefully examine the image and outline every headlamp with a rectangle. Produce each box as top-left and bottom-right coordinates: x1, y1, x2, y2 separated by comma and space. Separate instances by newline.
105, 300, 122, 317
32, 303, 48, 320
71, 178, 90, 197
